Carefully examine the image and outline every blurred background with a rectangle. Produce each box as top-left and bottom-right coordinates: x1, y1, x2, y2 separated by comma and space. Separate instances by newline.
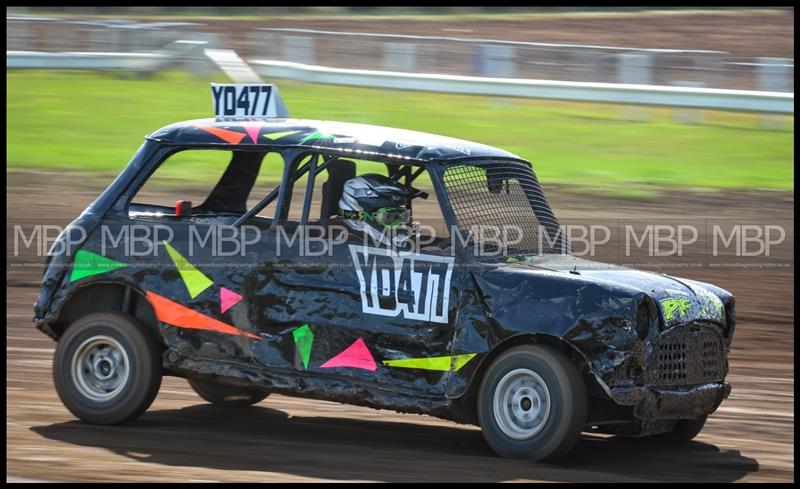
6, 6, 794, 195
6, 6, 794, 483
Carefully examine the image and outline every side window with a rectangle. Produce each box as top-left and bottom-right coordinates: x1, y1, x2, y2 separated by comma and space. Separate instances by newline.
285, 156, 389, 224
285, 154, 326, 223
247, 151, 284, 219
128, 149, 279, 221
279, 155, 450, 248
130, 149, 231, 212
415, 174, 450, 242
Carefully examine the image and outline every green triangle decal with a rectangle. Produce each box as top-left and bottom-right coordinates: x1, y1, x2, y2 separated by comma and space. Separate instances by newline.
292, 324, 314, 369
263, 130, 302, 141
299, 130, 334, 144
163, 242, 213, 299
70, 249, 126, 282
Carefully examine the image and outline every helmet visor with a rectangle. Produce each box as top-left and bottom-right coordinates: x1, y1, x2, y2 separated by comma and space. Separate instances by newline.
375, 206, 411, 229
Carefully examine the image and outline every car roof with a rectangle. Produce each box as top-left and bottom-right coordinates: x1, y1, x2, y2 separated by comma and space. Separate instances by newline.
146, 118, 523, 164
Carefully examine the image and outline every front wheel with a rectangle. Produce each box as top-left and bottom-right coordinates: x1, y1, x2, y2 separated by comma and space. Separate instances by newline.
188, 378, 270, 407
53, 312, 163, 424
477, 344, 587, 461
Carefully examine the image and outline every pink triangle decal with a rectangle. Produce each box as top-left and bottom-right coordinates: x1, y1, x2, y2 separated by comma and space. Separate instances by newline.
320, 338, 377, 371
220, 287, 243, 314
242, 122, 264, 144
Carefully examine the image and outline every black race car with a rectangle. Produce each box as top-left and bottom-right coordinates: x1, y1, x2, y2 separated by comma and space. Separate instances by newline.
35, 84, 735, 461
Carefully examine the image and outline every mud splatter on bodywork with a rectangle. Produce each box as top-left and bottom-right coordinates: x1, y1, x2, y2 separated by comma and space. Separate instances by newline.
454, 254, 732, 426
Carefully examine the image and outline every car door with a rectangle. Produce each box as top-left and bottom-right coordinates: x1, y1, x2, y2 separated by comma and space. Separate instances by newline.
246, 228, 459, 397
244, 155, 461, 397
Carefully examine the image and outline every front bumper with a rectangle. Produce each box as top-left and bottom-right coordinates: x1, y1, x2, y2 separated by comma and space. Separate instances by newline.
611, 381, 731, 420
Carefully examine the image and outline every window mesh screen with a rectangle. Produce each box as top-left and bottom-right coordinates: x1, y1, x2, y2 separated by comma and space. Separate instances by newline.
442, 160, 565, 255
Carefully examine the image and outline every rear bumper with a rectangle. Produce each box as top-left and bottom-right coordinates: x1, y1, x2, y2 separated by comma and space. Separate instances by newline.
611, 381, 731, 420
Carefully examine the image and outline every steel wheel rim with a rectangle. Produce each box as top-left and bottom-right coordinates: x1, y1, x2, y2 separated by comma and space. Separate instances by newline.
493, 368, 551, 440
71, 335, 130, 402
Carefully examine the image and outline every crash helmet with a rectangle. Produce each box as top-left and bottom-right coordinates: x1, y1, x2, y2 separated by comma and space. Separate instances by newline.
338, 174, 418, 229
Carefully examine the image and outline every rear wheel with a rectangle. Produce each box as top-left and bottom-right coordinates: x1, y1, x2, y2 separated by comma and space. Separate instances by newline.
188, 378, 270, 407
53, 312, 163, 424
477, 344, 587, 461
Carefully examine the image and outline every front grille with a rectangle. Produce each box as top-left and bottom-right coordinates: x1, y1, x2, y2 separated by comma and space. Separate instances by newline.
702, 337, 723, 379
646, 324, 724, 387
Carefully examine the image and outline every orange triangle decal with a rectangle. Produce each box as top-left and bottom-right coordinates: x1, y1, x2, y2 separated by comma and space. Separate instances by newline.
145, 291, 259, 340
197, 125, 246, 144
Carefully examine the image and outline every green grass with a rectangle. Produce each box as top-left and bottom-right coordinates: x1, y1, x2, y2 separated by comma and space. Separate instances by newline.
7, 70, 794, 197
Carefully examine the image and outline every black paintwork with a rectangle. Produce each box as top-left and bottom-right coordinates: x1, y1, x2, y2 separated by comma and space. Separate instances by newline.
34, 117, 735, 431
148, 118, 521, 163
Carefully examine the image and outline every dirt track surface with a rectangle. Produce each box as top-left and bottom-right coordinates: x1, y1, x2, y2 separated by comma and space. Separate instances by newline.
5, 171, 794, 482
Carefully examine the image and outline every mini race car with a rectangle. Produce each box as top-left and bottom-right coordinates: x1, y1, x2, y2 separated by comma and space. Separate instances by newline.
35, 84, 735, 461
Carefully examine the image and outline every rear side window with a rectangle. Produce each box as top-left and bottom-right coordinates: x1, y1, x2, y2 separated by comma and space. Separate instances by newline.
129, 149, 279, 219
131, 150, 231, 209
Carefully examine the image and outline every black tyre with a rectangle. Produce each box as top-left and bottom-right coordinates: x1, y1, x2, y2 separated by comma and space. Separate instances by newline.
477, 344, 587, 461
53, 312, 163, 425
188, 378, 270, 407
656, 415, 708, 442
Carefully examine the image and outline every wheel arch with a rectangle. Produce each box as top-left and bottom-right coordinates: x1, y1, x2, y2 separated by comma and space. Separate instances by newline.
53, 281, 161, 345
450, 333, 600, 425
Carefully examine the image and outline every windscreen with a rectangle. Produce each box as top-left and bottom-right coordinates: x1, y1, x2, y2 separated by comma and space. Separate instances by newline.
442, 160, 567, 257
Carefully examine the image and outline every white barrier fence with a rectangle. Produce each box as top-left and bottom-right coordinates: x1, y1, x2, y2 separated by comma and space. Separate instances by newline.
8, 41, 209, 73
251, 59, 793, 114
8, 50, 166, 69
7, 50, 794, 114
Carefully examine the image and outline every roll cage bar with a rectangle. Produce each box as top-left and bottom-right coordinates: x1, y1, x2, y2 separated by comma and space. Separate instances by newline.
233, 149, 428, 228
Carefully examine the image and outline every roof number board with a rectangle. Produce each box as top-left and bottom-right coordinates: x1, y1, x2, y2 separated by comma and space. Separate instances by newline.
211, 84, 277, 117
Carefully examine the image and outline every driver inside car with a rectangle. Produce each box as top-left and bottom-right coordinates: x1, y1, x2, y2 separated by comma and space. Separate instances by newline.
336, 173, 423, 250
